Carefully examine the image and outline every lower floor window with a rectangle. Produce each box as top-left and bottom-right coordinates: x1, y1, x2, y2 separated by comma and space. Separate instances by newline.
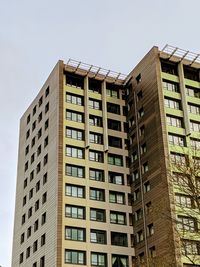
112, 255, 128, 267
91, 252, 107, 266
65, 250, 86, 265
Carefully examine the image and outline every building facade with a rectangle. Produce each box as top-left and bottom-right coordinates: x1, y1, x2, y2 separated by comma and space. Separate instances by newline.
12, 46, 200, 267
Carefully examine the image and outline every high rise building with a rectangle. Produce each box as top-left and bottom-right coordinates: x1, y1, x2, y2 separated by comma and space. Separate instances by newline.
12, 45, 200, 267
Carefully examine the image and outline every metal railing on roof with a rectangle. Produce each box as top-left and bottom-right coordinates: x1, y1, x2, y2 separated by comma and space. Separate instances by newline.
66, 59, 127, 81
162, 44, 200, 65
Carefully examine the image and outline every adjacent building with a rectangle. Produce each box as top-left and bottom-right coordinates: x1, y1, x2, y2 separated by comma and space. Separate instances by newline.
12, 45, 200, 267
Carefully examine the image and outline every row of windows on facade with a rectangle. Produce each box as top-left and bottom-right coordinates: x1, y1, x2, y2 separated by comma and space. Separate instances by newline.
64, 250, 129, 267
19, 233, 46, 262
161, 60, 200, 82
65, 73, 125, 99
25, 153, 48, 172
25, 136, 48, 159
170, 152, 200, 165
66, 127, 124, 148
65, 147, 127, 166
66, 93, 124, 110
65, 204, 132, 225
166, 114, 200, 133
66, 110, 128, 132
163, 79, 200, 97
26, 86, 49, 125
65, 184, 131, 205
24, 172, 47, 193
164, 97, 200, 115
168, 133, 200, 148
66, 165, 126, 185
26, 118, 49, 140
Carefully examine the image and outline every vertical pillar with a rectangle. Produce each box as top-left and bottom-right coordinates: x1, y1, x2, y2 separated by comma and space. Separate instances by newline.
102, 80, 108, 152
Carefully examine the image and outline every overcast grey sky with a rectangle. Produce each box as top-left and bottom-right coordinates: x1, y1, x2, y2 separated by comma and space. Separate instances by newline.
0, 0, 200, 266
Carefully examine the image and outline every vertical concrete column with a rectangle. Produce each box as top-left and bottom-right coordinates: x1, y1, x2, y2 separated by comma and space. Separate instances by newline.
178, 63, 190, 141
84, 76, 90, 148
102, 80, 109, 152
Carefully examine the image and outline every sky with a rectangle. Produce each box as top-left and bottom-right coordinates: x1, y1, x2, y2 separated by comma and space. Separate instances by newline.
0, 0, 200, 266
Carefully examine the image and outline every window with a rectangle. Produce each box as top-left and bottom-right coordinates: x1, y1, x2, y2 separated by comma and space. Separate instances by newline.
177, 216, 196, 232
22, 214, 26, 225
136, 230, 144, 243
33, 240, 38, 253
65, 250, 86, 265
91, 252, 107, 267
45, 86, 49, 97
42, 192, 47, 204
162, 80, 179, 92
109, 191, 125, 204
38, 112, 42, 122
65, 227, 86, 242
142, 162, 149, 173
27, 226, 32, 238
23, 196, 26, 206
66, 93, 83, 106
39, 96, 43, 106
29, 188, 33, 199
167, 115, 183, 128
161, 60, 178, 75
164, 98, 181, 109
145, 201, 152, 214
44, 119, 49, 130
110, 211, 126, 225
140, 125, 145, 136
107, 102, 120, 114
19, 252, 24, 263
43, 154, 48, 165
31, 153, 35, 164
25, 145, 29, 155
89, 150, 103, 162
132, 170, 139, 181
188, 103, 200, 115
190, 120, 200, 132
89, 168, 104, 181
138, 107, 144, 118
24, 161, 28, 172
26, 129, 30, 139
108, 154, 123, 166
132, 151, 138, 162
136, 73, 142, 83
43, 172, 47, 185
20, 233, 25, 244
32, 120, 36, 131
133, 189, 140, 201
66, 164, 85, 178
66, 146, 84, 159
111, 232, 128, 247
90, 229, 106, 244
40, 256, 45, 267
41, 212, 46, 225
38, 128, 42, 139
45, 102, 49, 113
35, 200, 39, 211
89, 115, 102, 127
41, 234, 46, 246
112, 255, 128, 267
106, 83, 119, 98
90, 188, 105, 201
149, 246, 156, 258
147, 223, 154, 236
107, 119, 121, 131
191, 138, 200, 149
27, 114, 30, 124
37, 145, 42, 156
186, 86, 200, 98
66, 127, 84, 140
36, 181, 40, 192
44, 136, 48, 148
168, 134, 185, 146
33, 105, 37, 116
65, 184, 85, 198
33, 261, 37, 267
109, 172, 123, 185
108, 136, 122, 148
66, 110, 84, 123
184, 66, 199, 81
89, 98, 102, 110
34, 219, 39, 232
182, 240, 200, 256
170, 153, 186, 164
26, 247, 31, 258
31, 136, 36, 147
66, 72, 84, 89
24, 178, 28, 188
175, 194, 192, 208
89, 132, 103, 144
90, 208, 106, 222
135, 208, 143, 221
144, 181, 151, 193
65, 205, 85, 219
89, 78, 101, 93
